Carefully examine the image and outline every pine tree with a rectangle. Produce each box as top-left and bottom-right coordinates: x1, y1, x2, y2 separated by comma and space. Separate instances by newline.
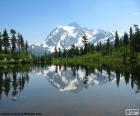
106, 38, 110, 54
96, 42, 102, 52
63, 49, 67, 57
129, 27, 134, 52
58, 48, 61, 57
71, 44, 75, 56
0, 38, 2, 53
0, 32, 2, 53
25, 41, 28, 53
75, 47, 79, 55
2, 29, 9, 53
114, 31, 120, 48
90, 44, 94, 53
80, 47, 84, 55
10, 29, 17, 53
122, 33, 129, 63
54, 46, 58, 57
123, 32, 129, 46
133, 25, 140, 52
82, 34, 88, 54
17, 33, 21, 52
20, 35, 24, 52
17, 33, 24, 52
129, 27, 136, 59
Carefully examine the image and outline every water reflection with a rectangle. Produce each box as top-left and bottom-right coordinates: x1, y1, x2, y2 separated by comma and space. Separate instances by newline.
0, 64, 140, 101
32, 64, 140, 94
0, 65, 31, 101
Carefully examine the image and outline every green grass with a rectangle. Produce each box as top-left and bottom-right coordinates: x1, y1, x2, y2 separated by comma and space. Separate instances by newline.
0, 53, 32, 64
52, 49, 140, 72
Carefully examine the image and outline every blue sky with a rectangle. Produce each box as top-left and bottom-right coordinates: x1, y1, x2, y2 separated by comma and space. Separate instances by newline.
0, 0, 140, 44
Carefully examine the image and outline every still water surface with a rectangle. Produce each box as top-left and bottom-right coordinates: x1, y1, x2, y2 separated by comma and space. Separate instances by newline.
0, 64, 140, 116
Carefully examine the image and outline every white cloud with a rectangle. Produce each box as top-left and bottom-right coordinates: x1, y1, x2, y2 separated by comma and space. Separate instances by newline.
133, 11, 140, 16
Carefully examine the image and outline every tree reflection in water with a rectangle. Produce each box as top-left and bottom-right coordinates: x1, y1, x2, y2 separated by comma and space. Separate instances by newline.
0, 65, 31, 101
0, 63, 140, 101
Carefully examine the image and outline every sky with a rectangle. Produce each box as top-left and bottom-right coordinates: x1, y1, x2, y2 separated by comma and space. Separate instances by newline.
0, 0, 140, 44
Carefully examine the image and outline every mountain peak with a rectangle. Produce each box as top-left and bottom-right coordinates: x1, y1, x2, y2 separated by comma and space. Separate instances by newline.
30, 22, 115, 55
68, 22, 81, 28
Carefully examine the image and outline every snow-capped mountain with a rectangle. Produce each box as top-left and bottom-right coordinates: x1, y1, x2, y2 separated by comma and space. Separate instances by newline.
29, 44, 50, 56
29, 22, 115, 55
32, 65, 123, 93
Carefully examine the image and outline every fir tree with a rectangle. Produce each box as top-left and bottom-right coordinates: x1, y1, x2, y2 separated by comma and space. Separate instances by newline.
82, 34, 88, 54
63, 49, 67, 57
0, 33, 2, 52
129, 27, 134, 52
2, 29, 9, 53
17, 33, 21, 52
54, 46, 58, 57
25, 41, 28, 53
80, 47, 84, 55
75, 47, 79, 56
114, 31, 120, 48
123, 32, 129, 46
0, 38, 2, 53
17, 33, 24, 52
129, 27, 136, 59
133, 25, 140, 52
20, 35, 24, 52
58, 48, 61, 57
10, 29, 17, 53
71, 44, 76, 56
106, 38, 110, 54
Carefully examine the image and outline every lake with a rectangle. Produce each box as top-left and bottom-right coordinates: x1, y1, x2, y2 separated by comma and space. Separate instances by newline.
0, 64, 140, 116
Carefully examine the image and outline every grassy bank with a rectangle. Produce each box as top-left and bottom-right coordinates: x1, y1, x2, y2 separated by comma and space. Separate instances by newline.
0, 53, 32, 64
52, 51, 140, 72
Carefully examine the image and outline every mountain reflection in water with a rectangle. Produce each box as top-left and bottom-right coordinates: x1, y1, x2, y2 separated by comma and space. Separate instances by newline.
32, 64, 140, 94
0, 64, 140, 116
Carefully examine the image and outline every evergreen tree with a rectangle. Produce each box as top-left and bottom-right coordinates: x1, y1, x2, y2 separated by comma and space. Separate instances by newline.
54, 46, 58, 57
90, 44, 94, 53
71, 44, 76, 56
133, 25, 140, 52
96, 42, 102, 52
20, 35, 24, 52
106, 38, 110, 54
75, 46, 79, 55
17, 33, 21, 52
63, 49, 67, 57
123, 32, 129, 46
2, 29, 9, 53
129, 27, 134, 52
80, 47, 84, 55
129, 27, 136, 59
0, 33, 2, 52
10, 29, 17, 53
99, 42, 102, 52
25, 41, 28, 53
58, 48, 61, 57
17, 33, 24, 52
82, 34, 88, 54
114, 31, 120, 48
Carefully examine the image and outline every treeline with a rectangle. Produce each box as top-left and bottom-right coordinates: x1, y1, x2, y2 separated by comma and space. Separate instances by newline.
51, 25, 140, 62
0, 29, 28, 54
32, 53, 52, 63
